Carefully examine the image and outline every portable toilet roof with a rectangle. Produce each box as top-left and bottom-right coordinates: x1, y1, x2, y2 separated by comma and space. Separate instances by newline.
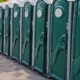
6, 1, 14, 8
7, 0, 37, 8
2, 2, 12, 8
0, 2, 6, 9
7, 0, 25, 8
44, 0, 53, 4
19, 0, 37, 6
27, 0, 37, 5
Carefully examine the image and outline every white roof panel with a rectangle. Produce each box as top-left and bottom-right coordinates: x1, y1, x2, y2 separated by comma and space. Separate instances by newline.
8, 0, 25, 7
44, 0, 53, 4
0, 2, 6, 9
6, 2, 14, 8
27, 0, 37, 5
17, 0, 37, 6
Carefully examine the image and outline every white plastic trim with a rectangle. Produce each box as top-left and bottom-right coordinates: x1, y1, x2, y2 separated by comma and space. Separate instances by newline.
44, 0, 53, 4
6, 2, 14, 8
67, 0, 76, 1
0, 2, 6, 9
27, 0, 37, 5
8, 0, 37, 8
8, 0, 25, 7
19, 0, 37, 6
2, 2, 13, 9
19, 0, 28, 7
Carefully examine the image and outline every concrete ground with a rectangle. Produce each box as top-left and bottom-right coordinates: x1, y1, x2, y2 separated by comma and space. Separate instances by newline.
0, 54, 53, 80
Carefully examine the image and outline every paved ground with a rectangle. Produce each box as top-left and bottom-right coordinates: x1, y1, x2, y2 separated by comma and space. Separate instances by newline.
0, 54, 53, 80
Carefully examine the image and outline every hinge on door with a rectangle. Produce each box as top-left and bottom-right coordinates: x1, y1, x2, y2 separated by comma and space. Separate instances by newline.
50, 52, 52, 55
66, 23, 68, 30
46, 22, 48, 28
74, 14, 76, 18
72, 58, 74, 62
19, 21, 21, 25
51, 13, 53, 18
10, 21, 11, 25
32, 21, 34, 27
67, 0, 76, 1
4, 20, 5, 25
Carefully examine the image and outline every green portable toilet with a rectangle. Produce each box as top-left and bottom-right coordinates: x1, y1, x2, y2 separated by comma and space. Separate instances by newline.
71, 0, 80, 80
50, 0, 68, 79
0, 3, 5, 53
22, 0, 35, 66
34, 0, 48, 73
8, 0, 26, 60
9, 0, 24, 60
4, 2, 11, 56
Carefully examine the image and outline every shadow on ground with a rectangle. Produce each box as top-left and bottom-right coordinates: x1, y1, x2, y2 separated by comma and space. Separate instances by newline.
0, 54, 53, 80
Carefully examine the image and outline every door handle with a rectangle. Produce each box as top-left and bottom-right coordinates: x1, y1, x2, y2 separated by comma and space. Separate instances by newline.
35, 32, 44, 60
0, 27, 2, 36
22, 30, 30, 54
51, 34, 66, 66
16, 28, 20, 38
6, 27, 9, 38
13, 28, 20, 50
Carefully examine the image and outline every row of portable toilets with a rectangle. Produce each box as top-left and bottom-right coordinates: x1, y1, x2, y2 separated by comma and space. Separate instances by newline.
0, 0, 80, 80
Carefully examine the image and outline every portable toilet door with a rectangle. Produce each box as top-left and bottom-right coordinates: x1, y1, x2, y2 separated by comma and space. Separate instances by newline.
71, 0, 80, 80
11, 0, 23, 60
0, 3, 5, 53
34, 0, 48, 73
50, 0, 68, 80
22, 0, 35, 66
4, 2, 11, 56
